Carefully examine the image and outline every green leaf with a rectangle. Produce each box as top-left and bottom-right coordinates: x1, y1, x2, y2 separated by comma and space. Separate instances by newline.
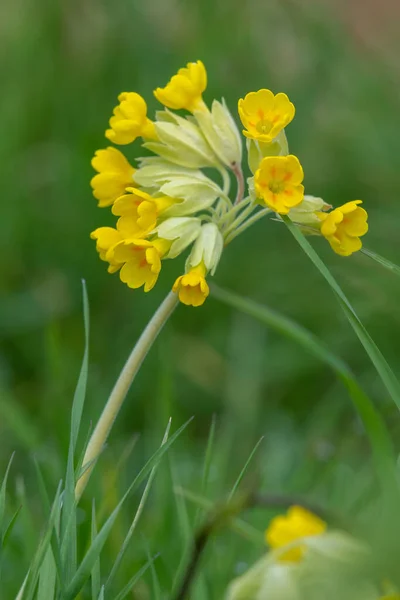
22, 481, 63, 600
37, 547, 57, 600
228, 436, 264, 501
62, 280, 90, 580
105, 419, 172, 590
282, 216, 400, 411
113, 555, 158, 600
362, 248, 400, 277
211, 284, 395, 482
0, 453, 14, 539
91, 500, 101, 600
63, 418, 192, 599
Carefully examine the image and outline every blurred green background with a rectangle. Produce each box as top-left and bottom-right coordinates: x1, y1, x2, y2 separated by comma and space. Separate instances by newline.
2, 0, 400, 596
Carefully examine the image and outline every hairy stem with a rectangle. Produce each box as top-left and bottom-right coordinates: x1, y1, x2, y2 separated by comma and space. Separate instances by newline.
75, 291, 179, 501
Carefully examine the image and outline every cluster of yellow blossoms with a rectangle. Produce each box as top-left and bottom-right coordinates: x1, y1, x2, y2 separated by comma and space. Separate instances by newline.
90, 60, 369, 307
227, 506, 399, 600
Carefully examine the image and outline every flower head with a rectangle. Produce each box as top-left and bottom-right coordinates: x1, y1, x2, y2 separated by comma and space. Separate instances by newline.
254, 155, 304, 214
265, 505, 327, 562
154, 60, 207, 112
317, 200, 368, 256
112, 238, 171, 292
91, 147, 135, 207
90, 227, 123, 273
106, 92, 156, 145
173, 262, 209, 307
112, 187, 178, 238
238, 89, 295, 143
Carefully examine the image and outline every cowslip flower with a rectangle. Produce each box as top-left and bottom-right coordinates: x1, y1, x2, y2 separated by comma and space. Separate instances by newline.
173, 262, 210, 307
238, 89, 295, 144
112, 188, 178, 238
265, 505, 327, 562
91, 147, 136, 207
91, 59, 369, 307
254, 155, 304, 214
154, 60, 207, 112
112, 238, 171, 292
90, 227, 123, 273
106, 92, 157, 145
317, 200, 368, 256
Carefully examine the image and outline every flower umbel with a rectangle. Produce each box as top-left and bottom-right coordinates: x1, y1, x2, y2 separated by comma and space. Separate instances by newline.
91, 147, 135, 207
265, 505, 327, 562
106, 92, 156, 145
254, 155, 304, 214
173, 262, 209, 307
317, 200, 368, 256
238, 89, 295, 144
154, 60, 207, 112
91, 59, 369, 306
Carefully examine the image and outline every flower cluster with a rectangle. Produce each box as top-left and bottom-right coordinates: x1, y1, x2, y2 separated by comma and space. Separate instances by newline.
226, 506, 399, 600
90, 60, 369, 307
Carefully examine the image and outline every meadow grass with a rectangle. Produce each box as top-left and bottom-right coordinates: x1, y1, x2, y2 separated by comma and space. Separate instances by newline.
2, 0, 400, 598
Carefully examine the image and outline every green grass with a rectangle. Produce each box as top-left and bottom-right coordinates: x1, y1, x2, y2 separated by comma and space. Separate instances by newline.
2, 0, 400, 597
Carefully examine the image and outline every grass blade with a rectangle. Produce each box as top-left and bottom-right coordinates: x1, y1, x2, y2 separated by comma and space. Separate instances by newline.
362, 248, 400, 277
91, 500, 101, 600
105, 419, 172, 590
37, 547, 57, 600
113, 555, 158, 600
228, 436, 264, 501
282, 216, 400, 411
61, 280, 90, 579
211, 284, 395, 481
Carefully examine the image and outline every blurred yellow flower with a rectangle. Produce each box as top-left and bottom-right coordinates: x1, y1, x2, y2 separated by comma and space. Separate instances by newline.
254, 155, 304, 214
91, 147, 135, 207
265, 505, 327, 562
238, 89, 295, 143
317, 200, 368, 256
90, 227, 123, 273
112, 238, 171, 292
173, 262, 209, 307
112, 188, 177, 238
106, 92, 156, 145
154, 60, 207, 112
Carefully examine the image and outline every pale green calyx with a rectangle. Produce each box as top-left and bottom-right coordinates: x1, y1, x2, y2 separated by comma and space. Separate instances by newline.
144, 112, 219, 169
134, 157, 208, 189
247, 129, 289, 174
195, 99, 242, 168
187, 222, 223, 275
288, 195, 332, 227
156, 217, 202, 259
160, 176, 223, 216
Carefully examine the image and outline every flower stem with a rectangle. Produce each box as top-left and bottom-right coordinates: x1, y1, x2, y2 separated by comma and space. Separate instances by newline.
225, 208, 271, 245
75, 291, 179, 501
232, 162, 245, 205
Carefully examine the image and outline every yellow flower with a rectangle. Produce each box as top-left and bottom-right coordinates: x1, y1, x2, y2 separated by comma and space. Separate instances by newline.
106, 92, 156, 145
172, 262, 209, 307
238, 89, 295, 143
112, 187, 178, 238
91, 147, 135, 207
112, 238, 171, 292
90, 227, 124, 273
265, 505, 327, 563
154, 60, 207, 113
254, 155, 304, 214
317, 200, 368, 256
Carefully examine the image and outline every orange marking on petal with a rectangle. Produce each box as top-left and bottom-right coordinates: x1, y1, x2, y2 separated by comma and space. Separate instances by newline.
257, 109, 264, 120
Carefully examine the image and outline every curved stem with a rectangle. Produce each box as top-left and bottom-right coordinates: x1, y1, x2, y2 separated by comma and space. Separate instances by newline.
232, 162, 245, 205
75, 291, 179, 501
217, 165, 231, 197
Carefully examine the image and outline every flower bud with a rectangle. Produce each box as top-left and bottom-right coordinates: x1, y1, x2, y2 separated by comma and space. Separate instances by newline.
159, 176, 222, 216
144, 111, 219, 169
195, 99, 242, 168
187, 222, 223, 275
247, 130, 289, 174
134, 157, 206, 190
156, 217, 202, 258
226, 558, 301, 600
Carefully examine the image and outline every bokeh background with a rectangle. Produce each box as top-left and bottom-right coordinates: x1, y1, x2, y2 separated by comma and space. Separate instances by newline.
2, 0, 400, 596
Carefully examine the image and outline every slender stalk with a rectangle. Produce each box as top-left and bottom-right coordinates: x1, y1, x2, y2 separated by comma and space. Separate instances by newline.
217, 165, 231, 196
75, 291, 179, 501
225, 208, 271, 244
232, 162, 245, 205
